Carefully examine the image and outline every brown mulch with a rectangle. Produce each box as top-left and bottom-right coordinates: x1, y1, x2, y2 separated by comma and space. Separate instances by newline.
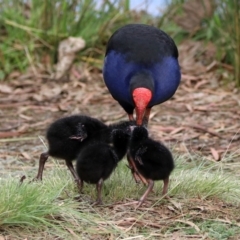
0, 40, 240, 177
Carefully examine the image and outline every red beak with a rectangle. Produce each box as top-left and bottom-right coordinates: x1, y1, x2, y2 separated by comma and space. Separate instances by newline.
132, 88, 152, 126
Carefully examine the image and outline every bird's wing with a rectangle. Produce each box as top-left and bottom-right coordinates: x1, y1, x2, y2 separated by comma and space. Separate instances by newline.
135, 146, 147, 165
135, 156, 143, 165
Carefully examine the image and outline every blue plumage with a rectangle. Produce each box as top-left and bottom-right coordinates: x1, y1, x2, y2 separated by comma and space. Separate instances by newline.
104, 53, 180, 107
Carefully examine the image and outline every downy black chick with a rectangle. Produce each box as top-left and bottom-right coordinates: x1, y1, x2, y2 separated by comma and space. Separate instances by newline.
76, 128, 130, 205
129, 126, 174, 208
33, 115, 108, 184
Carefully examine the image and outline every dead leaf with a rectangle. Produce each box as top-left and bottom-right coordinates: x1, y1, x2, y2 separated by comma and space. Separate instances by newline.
167, 205, 177, 212
0, 84, 13, 93
169, 127, 184, 135
169, 199, 182, 210
210, 147, 220, 161
20, 151, 31, 160
19, 114, 33, 121
58, 103, 69, 112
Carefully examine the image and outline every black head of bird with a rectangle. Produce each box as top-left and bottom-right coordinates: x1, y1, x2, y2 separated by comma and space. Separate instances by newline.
69, 123, 88, 141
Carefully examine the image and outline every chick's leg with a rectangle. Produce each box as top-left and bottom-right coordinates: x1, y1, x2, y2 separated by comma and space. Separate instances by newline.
33, 152, 49, 181
162, 177, 169, 195
94, 178, 103, 205
65, 160, 81, 190
127, 152, 148, 185
136, 179, 154, 208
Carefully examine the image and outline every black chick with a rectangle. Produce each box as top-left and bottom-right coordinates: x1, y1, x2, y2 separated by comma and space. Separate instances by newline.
33, 115, 108, 184
129, 126, 174, 208
76, 128, 130, 205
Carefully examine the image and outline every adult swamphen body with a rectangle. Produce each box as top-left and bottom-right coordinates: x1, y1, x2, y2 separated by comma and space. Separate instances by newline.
129, 126, 174, 208
76, 128, 130, 205
33, 115, 108, 184
103, 24, 181, 126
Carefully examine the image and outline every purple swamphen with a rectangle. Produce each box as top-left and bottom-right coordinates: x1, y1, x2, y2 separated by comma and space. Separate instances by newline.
103, 24, 181, 126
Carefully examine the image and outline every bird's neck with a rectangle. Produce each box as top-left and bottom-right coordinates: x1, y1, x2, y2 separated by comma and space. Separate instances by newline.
113, 140, 129, 161
130, 71, 154, 92
131, 128, 148, 146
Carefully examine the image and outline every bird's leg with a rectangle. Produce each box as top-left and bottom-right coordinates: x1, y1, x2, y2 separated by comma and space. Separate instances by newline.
74, 179, 84, 201
78, 179, 84, 194
142, 107, 151, 127
162, 177, 169, 196
65, 160, 81, 189
128, 113, 134, 121
126, 152, 140, 183
131, 161, 148, 185
127, 152, 148, 185
32, 152, 49, 181
93, 178, 103, 205
136, 179, 154, 208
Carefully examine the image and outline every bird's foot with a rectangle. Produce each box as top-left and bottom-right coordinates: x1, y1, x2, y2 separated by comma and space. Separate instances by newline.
162, 194, 171, 200
135, 200, 144, 209
92, 199, 103, 206
29, 176, 42, 183
74, 179, 83, 193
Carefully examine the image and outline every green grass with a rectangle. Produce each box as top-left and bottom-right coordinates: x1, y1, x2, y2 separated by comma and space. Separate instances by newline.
0, 0, 146, 79
170, 154, 240, 203
1, 153, 240, 239
165, 220, 240, 239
